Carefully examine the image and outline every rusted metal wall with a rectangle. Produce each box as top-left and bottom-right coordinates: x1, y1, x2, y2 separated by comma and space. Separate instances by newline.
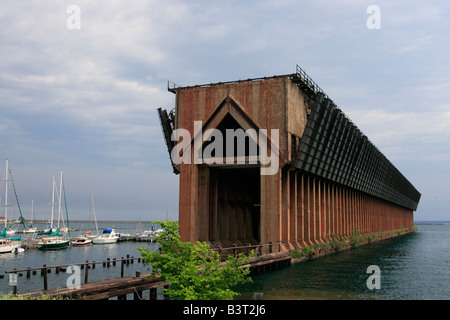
162, 73, 420, 251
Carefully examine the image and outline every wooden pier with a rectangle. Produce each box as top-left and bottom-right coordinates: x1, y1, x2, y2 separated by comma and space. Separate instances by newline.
20, 271, 169, 300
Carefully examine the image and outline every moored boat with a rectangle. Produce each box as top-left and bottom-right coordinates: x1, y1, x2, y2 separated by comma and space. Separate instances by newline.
92, 228, 120, 244
37, 229, 70, 250
37, 237, 70, 250
0, 239, 21, 254
71, 236, 92, 246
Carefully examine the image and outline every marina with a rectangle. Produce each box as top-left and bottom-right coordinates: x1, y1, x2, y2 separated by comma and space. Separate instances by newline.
0, 221, 163, 296
2, 221, 159, 251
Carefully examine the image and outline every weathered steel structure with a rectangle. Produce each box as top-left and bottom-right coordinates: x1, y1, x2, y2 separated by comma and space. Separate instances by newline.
158, 65, 421, 253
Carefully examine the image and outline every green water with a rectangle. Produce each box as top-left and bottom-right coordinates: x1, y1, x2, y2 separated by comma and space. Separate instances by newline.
236, 224, 450, 300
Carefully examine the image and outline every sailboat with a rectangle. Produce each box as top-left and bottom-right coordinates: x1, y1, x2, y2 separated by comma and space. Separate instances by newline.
23, 200, 37, 234
72, 192, 98, 246
37, 172, 70, 250
0, 159, 22, 253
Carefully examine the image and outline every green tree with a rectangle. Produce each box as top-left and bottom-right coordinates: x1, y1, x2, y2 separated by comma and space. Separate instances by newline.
137, 220, 252, 300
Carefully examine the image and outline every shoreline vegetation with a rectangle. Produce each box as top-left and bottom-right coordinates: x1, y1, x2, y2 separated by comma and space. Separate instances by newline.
289, 225, 418, 262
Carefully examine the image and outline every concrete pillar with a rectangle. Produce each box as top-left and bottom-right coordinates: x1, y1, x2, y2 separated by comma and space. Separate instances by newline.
306, 176, 314, 246
342, 188, 348, 238
198, 166, 210, 241
316, 178, 323, 243
338, 185, 342, 237
325, 181, 331, 241
299, 174, 309, 247
290, 171, 299, 248
260, 170, 282, 253
313, 178, 320, 244
281, 167, 290, 249
178, 164, 199, 243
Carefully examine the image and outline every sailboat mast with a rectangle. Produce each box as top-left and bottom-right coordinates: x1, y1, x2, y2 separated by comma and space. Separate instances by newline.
31, 199, 34, 225
89, 191, 93, 230
58, 171, 63, 229
62, 171, 70, 238
4, 158, 8, 229
51, 176, 55, 229
91, 192, 99, 236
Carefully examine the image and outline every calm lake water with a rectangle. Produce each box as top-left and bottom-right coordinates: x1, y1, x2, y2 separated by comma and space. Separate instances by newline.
1, 223, 449, 300
236, 224, 450, 300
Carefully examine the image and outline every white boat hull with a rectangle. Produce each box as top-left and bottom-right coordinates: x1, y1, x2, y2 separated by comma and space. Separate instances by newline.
0, 241, 21, 254
72, 237, 92, 246
0, 245, 16, 253
92, 237, 119, 244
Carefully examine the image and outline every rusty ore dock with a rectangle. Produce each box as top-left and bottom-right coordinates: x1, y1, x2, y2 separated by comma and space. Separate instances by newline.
158, 65, 421, 256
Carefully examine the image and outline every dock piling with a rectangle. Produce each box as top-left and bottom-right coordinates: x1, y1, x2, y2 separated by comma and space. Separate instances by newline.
85, 260, 89, 283
43, 265, 48, 291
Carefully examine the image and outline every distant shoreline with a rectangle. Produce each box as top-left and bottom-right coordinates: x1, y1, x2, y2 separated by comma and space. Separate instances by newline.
415, 222, 450, 225
6, 219, 159, 224
6, 219, 448, 225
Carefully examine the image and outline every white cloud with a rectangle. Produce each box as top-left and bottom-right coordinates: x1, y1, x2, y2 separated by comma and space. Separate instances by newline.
346, 106, 450, 163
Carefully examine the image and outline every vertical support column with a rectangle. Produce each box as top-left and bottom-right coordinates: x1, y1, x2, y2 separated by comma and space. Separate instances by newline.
316, 179, 323, 243
313, 178, 319, 244
342, 187, 348, 238
260, 169, 282, 254
306, 176, 314, 246
362, 194, 367, 235
290, 171, 299, 248
356, 191, 359, 232
355, 191, 359, 233
198, 166, 210, 241
371, 196, 375, 234
178, 164, 199, 243
349, 189, 354, 234
336, 185, 342, 238
298, 174, 306, 247
344, 188, 351, 238
333, 183, 338, 237
281, 167, 291, 250
356, 191, 360, 233
330, 183, 335, 238
325, 181, 331, 241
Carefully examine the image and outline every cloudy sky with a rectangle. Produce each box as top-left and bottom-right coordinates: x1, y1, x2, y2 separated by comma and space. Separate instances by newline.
0, 1, 449, 222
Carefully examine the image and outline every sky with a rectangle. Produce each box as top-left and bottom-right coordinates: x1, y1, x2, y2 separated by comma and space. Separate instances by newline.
0, 0, 449, 222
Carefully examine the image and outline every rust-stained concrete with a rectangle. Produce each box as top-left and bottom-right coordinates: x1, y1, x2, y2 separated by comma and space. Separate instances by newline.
163, 73, 418, 253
